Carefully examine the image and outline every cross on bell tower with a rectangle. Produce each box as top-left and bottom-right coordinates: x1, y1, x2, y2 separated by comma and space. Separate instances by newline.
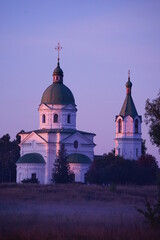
55, 42, 62, 63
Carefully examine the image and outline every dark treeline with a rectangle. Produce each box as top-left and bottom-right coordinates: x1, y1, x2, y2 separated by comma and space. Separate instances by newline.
0, 134, 20, 183
86, 153, 159, 185
0, 133, 159, 185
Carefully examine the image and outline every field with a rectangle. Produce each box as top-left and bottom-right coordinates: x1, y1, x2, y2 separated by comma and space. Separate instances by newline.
0, 184, 159, 240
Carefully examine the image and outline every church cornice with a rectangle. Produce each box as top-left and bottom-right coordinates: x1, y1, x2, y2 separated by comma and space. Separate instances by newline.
115, 137, 142, 141
21, 128, 96, 136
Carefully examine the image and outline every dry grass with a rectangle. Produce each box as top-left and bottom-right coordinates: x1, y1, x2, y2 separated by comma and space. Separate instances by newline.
0, 184, 159, 240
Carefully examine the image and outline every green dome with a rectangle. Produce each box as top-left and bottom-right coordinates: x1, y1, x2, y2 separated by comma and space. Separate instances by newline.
17, 153, 45, 164
41, 82, 75, 105
68, 153, 91, 164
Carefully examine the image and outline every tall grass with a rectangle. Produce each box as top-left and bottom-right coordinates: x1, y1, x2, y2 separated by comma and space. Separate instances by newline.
0, 184, 159, 240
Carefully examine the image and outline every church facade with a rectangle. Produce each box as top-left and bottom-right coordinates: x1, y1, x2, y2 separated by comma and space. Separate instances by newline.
115, 71, 142, 160
16, 54, 95, 184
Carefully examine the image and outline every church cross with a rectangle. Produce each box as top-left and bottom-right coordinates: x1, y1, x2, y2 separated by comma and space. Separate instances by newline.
55, 42, 62, 60
128, 69, 130, 79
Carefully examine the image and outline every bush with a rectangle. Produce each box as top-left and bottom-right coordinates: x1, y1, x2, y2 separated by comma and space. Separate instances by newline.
137, 198, 160, 228
21, 177, 39, 184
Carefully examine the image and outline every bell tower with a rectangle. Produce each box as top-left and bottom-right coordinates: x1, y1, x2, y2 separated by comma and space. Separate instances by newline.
115, 71, 142, 160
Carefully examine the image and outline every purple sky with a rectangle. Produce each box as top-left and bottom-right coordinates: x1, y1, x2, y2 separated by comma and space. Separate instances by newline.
0, 0, 160, 162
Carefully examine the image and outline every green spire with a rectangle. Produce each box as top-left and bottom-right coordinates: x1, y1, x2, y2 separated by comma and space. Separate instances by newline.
119, 71, 138, 118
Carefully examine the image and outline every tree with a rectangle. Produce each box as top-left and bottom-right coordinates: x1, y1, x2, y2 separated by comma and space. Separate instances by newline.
137, 154, 158, 171
141, 139, 147, 156
52, 144, 74, 183
137, 154, 159, 184
145, 90, 160, 152
0, 134, 20, 182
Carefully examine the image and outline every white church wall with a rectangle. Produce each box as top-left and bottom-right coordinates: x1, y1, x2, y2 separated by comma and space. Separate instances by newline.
124, 116, 134, 136
20, 141, 47, 159
61, 132, 94, 161
45, 144, 57, 184
16, 163, 45, 184
39, 104, 76, 130
115, 138, 142, 160
69, 163, 90, 183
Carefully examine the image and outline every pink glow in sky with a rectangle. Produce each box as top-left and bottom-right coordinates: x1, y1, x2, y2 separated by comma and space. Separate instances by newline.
0, 0, 160, 162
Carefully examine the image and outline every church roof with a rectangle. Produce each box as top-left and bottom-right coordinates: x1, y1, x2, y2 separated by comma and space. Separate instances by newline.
41, 59, 75, 106
17, 153, 46, 164
68, 153, 91, 164
118, 71, 139, 119
20, 128, 96, 136
119, 94, 138, 118
41, 82, 75, 105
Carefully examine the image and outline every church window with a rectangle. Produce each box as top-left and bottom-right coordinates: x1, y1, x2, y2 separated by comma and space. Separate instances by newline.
67, 114, 71, 123
31, 173, 36, 180
42, 114, 46, 123
54, 114, 58, 123
136, 148, 138, 157
118, 119, 122, 133
135, 119, 138, 133
118, 148, 120, 155
74, 140, 78, 149
72, 173, 75, 182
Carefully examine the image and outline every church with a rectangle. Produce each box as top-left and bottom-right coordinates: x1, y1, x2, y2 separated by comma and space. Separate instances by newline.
16, 44, 96, 184
115, 71, 142, 160
16, 45, 142, 184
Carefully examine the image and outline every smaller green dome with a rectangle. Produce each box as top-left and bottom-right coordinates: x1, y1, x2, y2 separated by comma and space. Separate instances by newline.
68, 153, 91, 164
126, 79, 132, 88
17, 153, 45, 164
126, 71, 132, 88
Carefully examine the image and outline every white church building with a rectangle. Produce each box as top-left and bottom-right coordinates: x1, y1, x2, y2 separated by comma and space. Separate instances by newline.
115, 71, 142, 160
16, 49, 95, 184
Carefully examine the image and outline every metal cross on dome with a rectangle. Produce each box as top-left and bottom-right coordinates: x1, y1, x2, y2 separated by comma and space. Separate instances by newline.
128, 69, 130, 78
55, 42, 62, 60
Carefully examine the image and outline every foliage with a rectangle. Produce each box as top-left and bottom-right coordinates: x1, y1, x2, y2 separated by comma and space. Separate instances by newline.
108, 182, 117, 192
137, 154, 158, 170
86, 153, 158, 185
137, 198, 160, 228
145, 90, 160, 152
141, 139, 147, 156
21, 177, 39, 184
156, 169, 160, 197
52, 144, 74, 183
0, 134, 20, 182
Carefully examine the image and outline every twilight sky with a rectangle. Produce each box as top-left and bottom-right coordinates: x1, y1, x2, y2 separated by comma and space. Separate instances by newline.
0, 0, 160, 162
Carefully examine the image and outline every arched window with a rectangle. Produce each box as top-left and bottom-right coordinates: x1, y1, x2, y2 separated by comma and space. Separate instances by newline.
135, 119, 138, 133
118, 119, 122, 133
42, 114, 46, 123
67, 114, 71, 123
118, 148, 121, 156
74, 140, 78, 149
54, 114, 58, 123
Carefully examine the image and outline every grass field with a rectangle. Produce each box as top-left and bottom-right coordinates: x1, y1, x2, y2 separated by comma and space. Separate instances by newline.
0, 184, 159, 240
